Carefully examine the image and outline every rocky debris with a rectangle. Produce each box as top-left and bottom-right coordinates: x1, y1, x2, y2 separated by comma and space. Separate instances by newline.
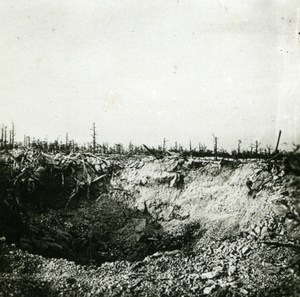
1, 151, 300, 296
1, 233, 300, 297
200, 267, 222, 280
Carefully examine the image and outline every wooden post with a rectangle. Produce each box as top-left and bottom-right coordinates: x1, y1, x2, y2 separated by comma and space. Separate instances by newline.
275, 130, 282, 153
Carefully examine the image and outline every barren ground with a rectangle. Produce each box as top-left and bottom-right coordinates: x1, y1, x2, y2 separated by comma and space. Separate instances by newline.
0, 151, 300, 296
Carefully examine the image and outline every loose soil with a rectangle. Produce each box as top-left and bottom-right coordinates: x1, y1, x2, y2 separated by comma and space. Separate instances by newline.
1, 151, 300, 296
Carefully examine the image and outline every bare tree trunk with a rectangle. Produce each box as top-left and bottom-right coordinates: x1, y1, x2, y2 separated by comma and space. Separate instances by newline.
163, 138, 167, 152
213, 135, 218, 161
237, 140, 241, 155
66, 132, 69, 147
4, 126, 7, 148
91, 123, 97, 153
9, 130, 12, 146
11, 122, 15, 147
255, 140, 261, 156
0, 126, 3, 149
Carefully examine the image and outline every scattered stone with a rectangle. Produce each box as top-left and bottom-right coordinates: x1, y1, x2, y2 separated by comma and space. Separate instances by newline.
228, 264, 237, 276
241, 246, 251, 255
260, 226, 269, 239
240, 288, 249, 295
273, 204, 289, 216
200, 268, 222, 280
254, 225, 261, 236
203, 285, 215, 295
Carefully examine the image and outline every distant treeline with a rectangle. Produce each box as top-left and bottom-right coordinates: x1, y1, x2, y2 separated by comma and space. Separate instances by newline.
0, 122, 283, 159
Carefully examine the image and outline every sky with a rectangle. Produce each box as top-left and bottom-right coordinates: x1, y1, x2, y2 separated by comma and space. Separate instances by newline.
0, 0, 299, 151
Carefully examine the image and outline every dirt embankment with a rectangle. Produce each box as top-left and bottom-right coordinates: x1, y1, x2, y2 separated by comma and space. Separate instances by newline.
1, 151, 300, 296
114, 157, 286, 240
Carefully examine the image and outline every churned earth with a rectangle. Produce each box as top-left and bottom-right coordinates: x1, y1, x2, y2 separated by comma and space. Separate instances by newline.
0, 151, 300, 296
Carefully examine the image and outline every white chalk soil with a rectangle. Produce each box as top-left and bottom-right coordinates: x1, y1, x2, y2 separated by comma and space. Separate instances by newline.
1, 156, 300, 296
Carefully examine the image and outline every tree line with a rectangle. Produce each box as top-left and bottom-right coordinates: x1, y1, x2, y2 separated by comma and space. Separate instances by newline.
0, 122, 283, 159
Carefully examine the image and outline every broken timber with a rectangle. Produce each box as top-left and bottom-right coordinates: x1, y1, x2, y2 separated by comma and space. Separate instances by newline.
143, 144, 163, 160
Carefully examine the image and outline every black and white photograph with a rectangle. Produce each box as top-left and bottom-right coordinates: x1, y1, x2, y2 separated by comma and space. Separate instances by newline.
0, 1, 300, 296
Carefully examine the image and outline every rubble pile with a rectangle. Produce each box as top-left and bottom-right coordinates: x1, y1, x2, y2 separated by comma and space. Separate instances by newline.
0, 233, 299, 296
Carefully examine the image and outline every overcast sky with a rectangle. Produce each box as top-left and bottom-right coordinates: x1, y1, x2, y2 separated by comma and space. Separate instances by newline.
0, 0, 299, 151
